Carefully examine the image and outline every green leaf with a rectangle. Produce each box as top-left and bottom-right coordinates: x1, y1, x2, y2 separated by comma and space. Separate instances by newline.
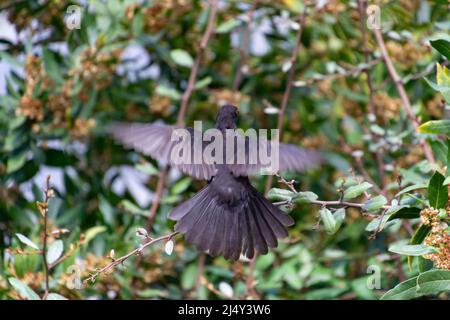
363, 195, 387, 212
135, 163, 158, 175
170, 49, 194, 67
446, 138, 450, 177
6, 153, 28, 173
216, 19, 241, 33
15, 233, 39, 250
380, 276, 419, 300
418, 120, 450, 135
171, 177, 192, 195
155, 85, 181, 100
424, 77, 450, 104
417, 269, 450, 295
293, 191, 318, 204
408, 223, 432, 268
119, 200, 148, 216
98, 195, 115, 226
411, 224, 432, 245
42, 48, 64, 84
46, 240, 63, 265
83, 226, 107, 245
343, 182, 372, 200
387, 207, 421, 221
365, 214, 393, 232
428, 171, 448, 209
194, 76, 212, 90
395, 183, 427, 197
46, 293, 68, 300
320, 207, 345, 235
181, 263, 198, 290
267, 188, 296, 202
388, 243, 437, 256
8, 278, 40, 300
418, 256, 434, 273
429, 33, 450, 60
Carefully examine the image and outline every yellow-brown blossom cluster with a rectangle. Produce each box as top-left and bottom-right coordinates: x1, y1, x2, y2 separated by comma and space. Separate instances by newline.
317, 0, 346, 16
70, 118, 96, 140
421, 207, 450, 270
70, 46, 122, 93
149, 94, 172, 116
125, 0, 191, 34
47, 80, 74, 128
17, 55, 52, 122
397, 145, 423, 168
386, 41, 429, 68
425, 94, 445, 118
7, 0, 67, 31
373, 92, 402, 122
16, 51, 106, 139
209, 89, 249, 107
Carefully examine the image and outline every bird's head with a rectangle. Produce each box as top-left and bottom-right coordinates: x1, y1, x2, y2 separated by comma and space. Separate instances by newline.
216, 104, 239, 130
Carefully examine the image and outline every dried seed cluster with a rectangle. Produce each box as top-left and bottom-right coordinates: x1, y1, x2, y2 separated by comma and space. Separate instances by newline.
17, 55, 52, 122
421, 207, 450, 270
125, 0, 191, 34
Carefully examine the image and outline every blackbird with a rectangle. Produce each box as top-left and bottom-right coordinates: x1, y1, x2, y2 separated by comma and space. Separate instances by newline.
109, 104, 321, 260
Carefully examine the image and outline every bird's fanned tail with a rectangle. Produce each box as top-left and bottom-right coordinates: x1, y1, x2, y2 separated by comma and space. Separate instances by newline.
169, 182, 294, 260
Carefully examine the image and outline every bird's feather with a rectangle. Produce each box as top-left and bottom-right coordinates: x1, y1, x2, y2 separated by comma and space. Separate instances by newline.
169, 172, 293, 260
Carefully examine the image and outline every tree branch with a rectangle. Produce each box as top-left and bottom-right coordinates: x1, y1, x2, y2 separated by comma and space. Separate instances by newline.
38, 175, 52, 299
372, 26, 435, 164
84, 231, 178, 284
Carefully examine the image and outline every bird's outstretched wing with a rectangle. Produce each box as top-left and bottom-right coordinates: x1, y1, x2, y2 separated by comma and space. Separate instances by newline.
108, 122, 322, 180
225, 134, 323, 177
107, 122, 217, 180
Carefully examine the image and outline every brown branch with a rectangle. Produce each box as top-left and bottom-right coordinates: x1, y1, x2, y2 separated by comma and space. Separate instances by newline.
245, 255, 259, 298
199, 276, 232, 299
146, 0, 219, 229
296, 58, 381, 86
146, 167, 168, 229
372, 27, 435, 164
195, 253, 206, 297
232, 0, 258, 92
39, 175, 52, 299
274, 175, 390, 211
84, 231, 178, 284
264, 2, 309, 195
357, 0, 386, 191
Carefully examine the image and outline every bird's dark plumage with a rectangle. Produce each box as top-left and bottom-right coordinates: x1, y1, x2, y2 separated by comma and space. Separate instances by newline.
108, 104, 321, 260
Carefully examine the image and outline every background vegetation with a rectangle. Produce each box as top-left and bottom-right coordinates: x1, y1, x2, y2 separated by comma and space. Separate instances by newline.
1, 0, 450, 300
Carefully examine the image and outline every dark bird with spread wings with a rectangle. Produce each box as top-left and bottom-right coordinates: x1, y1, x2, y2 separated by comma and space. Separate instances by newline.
108, 104, 322, 260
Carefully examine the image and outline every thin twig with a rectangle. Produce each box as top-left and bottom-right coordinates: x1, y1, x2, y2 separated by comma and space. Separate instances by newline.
372, 27, 435, 164
40, 176, 52, 299
245, 255, 259, 298
200, 276, 233, 299
84, 231, 178, 284
296, 58, 381, 86
232, 0, 258, 92
195, 253, 206, 297
146, 0, 219, 229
